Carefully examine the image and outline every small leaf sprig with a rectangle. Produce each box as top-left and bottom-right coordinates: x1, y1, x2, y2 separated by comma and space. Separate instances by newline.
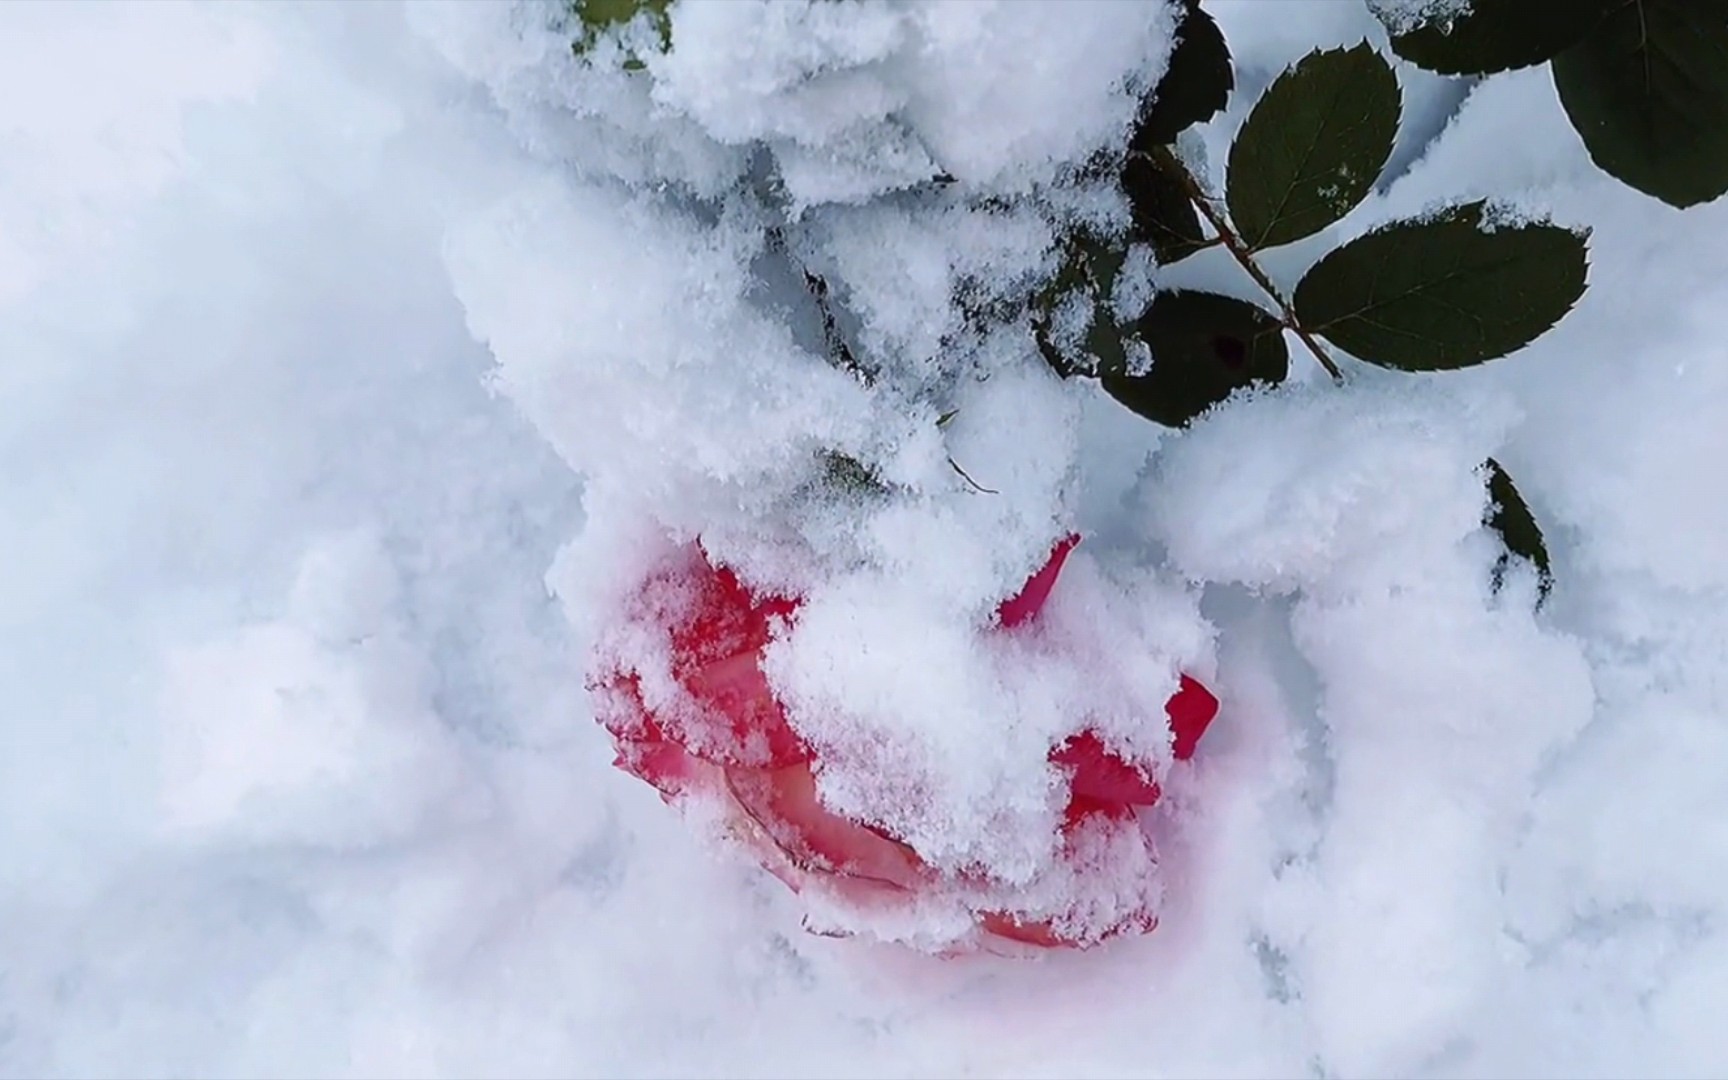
549, 0, 1725, 603
1372, 0, 1728, 210
1034, 1, 1591, 600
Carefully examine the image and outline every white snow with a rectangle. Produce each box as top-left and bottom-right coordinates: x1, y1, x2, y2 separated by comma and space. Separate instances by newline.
5, 0, 1728, 1076
1366, 0, 1475, 36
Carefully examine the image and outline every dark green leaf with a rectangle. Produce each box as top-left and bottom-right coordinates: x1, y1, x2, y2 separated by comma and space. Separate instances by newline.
1102, 290, 1288, 427
819, 450, 890, 498
1132, 1, 1234, 148
1081, 238, 1128, 299
1553, 0, 1728, 209
1292, 201, 1588, 371
1226, 43, 1401, 251
1484, 457, 1553, 601
570, 0, 674, 61
1085, 306, 1130, 374
1124, 150, 1209, 264
1034, 323, 1081, 378
1032, 237, 1129, 378
1374, 0, 1611, 75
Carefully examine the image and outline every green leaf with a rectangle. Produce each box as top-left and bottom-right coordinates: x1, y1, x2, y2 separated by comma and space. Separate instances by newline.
1373, 0, 1610, 75
1552, 0, 1728, 209
1085, 307, 1129, 375
1225, 42, 1401, 251
1132, 1, 1234, 148
1102, 290, 1289, 428
570, 0, 674, 63
1292, 201, 1588, 371
1032, 236, 1129, 378
819, 450, 890, 498
1484, 457, 1553, 601
1124, 150, 1209, 265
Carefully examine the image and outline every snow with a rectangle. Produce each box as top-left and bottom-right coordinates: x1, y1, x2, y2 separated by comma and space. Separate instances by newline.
1366, 0, 1474, 36
5, 0, 1728, 1076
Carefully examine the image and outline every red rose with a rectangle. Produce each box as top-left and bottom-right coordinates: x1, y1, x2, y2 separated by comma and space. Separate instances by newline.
590, 535, 1218, 953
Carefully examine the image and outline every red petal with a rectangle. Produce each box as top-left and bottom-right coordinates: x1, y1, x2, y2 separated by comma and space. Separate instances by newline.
978, 906, 1160, 950
592, 675, 700, 795
997, 533, 1082, 629
1166, 674, 1219, 761
668, 553, 799, 674
609, 720, 698, 797
1060, 791, 1129, 832
652, 546, 809, 769
725, 762, 928, 890
977, 910, 1074, 949
980, 800, 1159, 949
602, 539, 1213, 955
1050, 731, 1162, 806
681, 651, 811, 768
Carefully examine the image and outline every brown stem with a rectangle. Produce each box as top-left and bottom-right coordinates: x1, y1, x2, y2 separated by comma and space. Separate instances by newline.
1145, 146, 1344, 383
948, 455, 998, 495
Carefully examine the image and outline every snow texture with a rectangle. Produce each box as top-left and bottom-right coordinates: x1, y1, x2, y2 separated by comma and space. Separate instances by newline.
1366, 0, 1474, 36
4, 0, 1728, 1076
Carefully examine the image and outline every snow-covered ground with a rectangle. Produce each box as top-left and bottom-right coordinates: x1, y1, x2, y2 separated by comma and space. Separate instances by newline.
4, 1, 1727, 1076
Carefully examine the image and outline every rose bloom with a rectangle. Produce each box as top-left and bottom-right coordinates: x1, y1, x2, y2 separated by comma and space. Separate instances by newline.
590, 535, 1218, 953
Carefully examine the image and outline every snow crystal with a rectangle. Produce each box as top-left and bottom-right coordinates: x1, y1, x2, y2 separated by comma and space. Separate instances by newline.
9, 0, 1728, 1076
763, 544, 1205, 885
437, 0, 1202, 950
1366, 0, 1476, 36
1144, 381, 1520, 597
416, 0, 1174, 211
443, 174, 880, 551
157, 531, 486, 850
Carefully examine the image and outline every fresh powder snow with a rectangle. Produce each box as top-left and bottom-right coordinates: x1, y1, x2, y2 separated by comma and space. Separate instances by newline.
3, 0, 1727, 1077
